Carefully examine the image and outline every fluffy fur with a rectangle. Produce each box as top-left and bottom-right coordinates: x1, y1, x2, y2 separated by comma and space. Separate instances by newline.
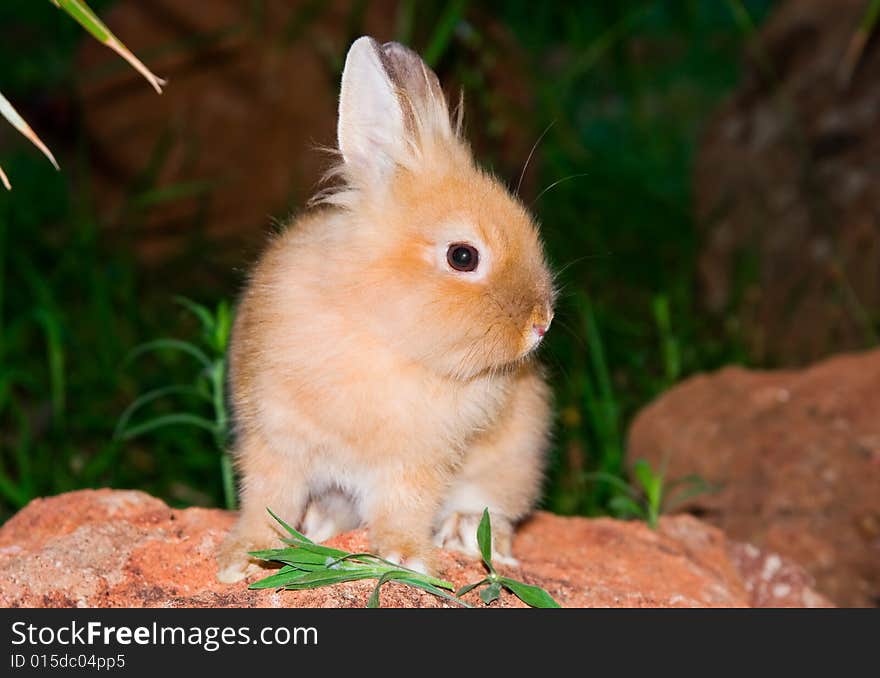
217, 36, 555, 582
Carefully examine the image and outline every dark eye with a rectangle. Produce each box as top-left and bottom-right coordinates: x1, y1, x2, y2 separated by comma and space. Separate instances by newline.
446, 243, 479, 272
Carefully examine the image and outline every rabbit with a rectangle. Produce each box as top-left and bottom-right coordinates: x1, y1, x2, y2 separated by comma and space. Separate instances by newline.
216, 36, 555, 583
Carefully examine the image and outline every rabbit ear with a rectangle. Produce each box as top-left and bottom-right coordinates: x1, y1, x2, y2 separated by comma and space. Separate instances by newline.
338, 37, 454, 179
378, 42, 449, 129
337, 37, 407, 176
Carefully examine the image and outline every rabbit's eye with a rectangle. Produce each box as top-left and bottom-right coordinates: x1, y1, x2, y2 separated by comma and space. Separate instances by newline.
447, 243, 479, 272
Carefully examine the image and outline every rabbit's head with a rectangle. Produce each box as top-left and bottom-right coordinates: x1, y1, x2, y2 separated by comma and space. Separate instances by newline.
319, 37, 554, 380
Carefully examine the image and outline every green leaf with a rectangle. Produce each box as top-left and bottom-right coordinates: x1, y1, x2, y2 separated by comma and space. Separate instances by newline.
583, 471, 636, 497
0, 90, 59, 188
114, 384, 210, 440
499, 578, 561, 608
117, 413, 218, 440
33, 306, 65, 423
278, 541, 350, 562
251, 508, 461, 606
248, 547, 332, 567
391, 576, 470, 607
214, 300, 232, 352
477, 508, 494, 571
422, 0, 466, 67
367, 570, 404, 608
174, 296, 216, 335
335, 556, 454, 590
52, 0, 166, 93
479, 581, 502, 605
267, 506, 315, 544
632, 459, 656, 493
248, 566, 301, 590
284, 571, 379, 590
126, 338, 211, 369
455, 578, 489, 597
608, 494, 646, 519
664, 475, 714, 513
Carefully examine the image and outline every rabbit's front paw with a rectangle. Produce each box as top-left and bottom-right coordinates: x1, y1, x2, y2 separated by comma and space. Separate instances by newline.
380, 550, 432, 576
435, 512, 519, 566
216, 534, 275, 584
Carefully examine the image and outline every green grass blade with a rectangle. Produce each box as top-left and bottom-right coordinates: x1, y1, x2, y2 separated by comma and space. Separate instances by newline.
582, 300, 620, 453
633, 460, 662, 506
652, 295, 681, 385
608, 494, 646, 520
277, 541, 350, 561
0, 90, 59, 182
173, 296, 216, 335
499, 578, 561, 608
51, 0, 166, 93
251, 569, 379, 590
367, 570, 405, 608
117, 413, 218, 440
329, 554, 455, 590
115, 384, 210, 439
663, 476, 714, 513
477, 508, 494, 573
480, 581, 502, 605
252, 508, 461, 606
214, 300, 232, 352
248, 565, 300, 590
250, 547, 365, 571
281, 571, 379, 590
392, 576, 471, 607
267, 507, 315, 544
455, 578, 488, 597
422, 0, 466, 67
33, 307, 65, 423
126, 338, 211, 369
583, 471, 635, 496
248, 547, 330, 565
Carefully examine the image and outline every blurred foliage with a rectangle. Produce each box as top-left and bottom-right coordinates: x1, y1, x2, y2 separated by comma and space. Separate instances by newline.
0, 0, 776, 522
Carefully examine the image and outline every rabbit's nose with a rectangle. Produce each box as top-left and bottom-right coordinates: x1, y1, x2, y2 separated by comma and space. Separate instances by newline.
531, 308, 553, 338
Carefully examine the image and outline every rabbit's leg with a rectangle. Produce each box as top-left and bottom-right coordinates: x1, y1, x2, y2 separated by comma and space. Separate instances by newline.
217, 433, 310, 583
435, 368, 551, 564
301, 488, 360, 542
361, 463, 450, 575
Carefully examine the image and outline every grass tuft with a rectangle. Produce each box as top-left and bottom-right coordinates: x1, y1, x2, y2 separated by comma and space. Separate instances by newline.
251, 507, 561, 608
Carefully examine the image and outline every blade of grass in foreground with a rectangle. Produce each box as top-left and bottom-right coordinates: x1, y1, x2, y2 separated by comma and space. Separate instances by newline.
250, 509, 468, 608
50, 0, 166, 93
2, 1, 166, 190
0, 91, 59, 190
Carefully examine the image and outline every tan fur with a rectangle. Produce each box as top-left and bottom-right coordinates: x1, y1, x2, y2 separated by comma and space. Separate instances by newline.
217, 37, 555, 582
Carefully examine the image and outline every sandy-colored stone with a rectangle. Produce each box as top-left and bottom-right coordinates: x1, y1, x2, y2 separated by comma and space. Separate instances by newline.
628, 348, 880, 607
0, 489, 829, 608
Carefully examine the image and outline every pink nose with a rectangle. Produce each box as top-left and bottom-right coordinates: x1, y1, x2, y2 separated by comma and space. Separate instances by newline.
533, 324, 547, 338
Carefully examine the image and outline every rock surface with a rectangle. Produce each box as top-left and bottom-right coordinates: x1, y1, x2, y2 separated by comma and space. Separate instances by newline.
629, 348, 880, 607
0, 489, 829, 608
695, 0, 880, 364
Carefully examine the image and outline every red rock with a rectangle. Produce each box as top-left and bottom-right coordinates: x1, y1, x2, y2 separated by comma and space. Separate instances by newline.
628, 348, 880, 607
0, 489, 829, 608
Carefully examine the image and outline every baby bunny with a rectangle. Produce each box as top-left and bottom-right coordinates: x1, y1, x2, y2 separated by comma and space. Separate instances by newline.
217, 36, 555, 582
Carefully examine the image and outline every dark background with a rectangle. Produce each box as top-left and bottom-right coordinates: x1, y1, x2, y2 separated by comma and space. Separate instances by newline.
2, 0, 877, 521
